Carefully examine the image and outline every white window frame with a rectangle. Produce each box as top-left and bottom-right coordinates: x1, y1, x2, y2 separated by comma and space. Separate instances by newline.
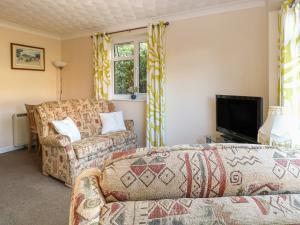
111, 34, 147, 101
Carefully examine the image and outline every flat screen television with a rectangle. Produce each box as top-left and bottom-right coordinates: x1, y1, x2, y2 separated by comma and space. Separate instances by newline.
216, 95, 263, 143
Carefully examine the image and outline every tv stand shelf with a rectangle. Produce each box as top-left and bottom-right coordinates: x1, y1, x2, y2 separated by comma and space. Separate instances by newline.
205, 134, 258, 144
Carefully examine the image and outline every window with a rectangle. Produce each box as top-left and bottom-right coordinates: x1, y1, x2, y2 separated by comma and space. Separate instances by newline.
112, 37, 147, 99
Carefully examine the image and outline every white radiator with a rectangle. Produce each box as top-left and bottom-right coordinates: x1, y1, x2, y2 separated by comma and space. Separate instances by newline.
13, 113, 29, 147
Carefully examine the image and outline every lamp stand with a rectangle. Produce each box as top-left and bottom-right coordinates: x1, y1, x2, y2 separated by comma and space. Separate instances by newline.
56, 68, 63, 101
52, 60, 67, 101
59, 68, 62, 101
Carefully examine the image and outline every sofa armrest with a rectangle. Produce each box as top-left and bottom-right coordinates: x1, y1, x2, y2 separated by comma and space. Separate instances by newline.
69, 168, 106, 225
41, 134, 71, 147
124, 120, 134, 132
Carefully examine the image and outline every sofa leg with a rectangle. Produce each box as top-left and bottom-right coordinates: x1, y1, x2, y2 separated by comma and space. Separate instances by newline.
42, 166, 49, 176
42, 171, 49, 176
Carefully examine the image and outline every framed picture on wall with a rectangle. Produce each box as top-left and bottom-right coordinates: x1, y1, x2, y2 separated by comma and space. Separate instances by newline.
11, 43, 45, 71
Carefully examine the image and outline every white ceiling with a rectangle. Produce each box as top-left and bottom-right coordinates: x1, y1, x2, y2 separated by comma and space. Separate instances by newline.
0, 0, 266, 39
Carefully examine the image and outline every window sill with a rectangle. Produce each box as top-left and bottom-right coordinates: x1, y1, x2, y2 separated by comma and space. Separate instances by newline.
111, 93, 146, 102
112, 98, 146, 102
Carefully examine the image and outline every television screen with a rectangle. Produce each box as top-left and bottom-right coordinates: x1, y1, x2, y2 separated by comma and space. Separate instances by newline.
216, 95, 263, 142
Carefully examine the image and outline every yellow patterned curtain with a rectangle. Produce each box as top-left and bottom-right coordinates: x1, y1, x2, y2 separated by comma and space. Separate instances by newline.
146, 22, 166, 147
279, 1, 300, 120
93, 33, 111, 100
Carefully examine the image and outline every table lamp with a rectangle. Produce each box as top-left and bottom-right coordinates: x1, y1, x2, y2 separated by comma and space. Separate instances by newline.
258, 106, 299, 149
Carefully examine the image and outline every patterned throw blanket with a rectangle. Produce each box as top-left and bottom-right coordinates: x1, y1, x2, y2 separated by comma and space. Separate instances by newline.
70, 144, 300, 225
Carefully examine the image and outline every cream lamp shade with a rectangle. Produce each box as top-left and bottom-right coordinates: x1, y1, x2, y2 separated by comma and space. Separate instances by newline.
258, 106, 299, 149
52, 60, 67, 69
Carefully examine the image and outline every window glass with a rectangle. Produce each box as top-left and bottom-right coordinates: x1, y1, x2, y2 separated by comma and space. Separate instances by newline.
114, 42, 134, 57
139, 42, 147, 93
114, 60, 134, 94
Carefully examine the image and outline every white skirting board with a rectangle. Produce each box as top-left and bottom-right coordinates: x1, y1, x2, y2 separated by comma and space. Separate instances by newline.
0, 145, 26, 154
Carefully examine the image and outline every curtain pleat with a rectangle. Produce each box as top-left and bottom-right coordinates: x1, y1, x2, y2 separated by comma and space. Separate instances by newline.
279, 1, 300, 120
146, 22, 166, 147
93, 33, 112, 100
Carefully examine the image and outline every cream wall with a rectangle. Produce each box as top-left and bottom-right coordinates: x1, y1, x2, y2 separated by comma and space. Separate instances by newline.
268, 10, 279, 106
61, 37, 93, 99
0, 26, 61, 150
165, 6, 268, 145
61, 6, 268, 146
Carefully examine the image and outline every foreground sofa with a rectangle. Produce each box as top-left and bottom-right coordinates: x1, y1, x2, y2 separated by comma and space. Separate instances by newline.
34, 99, 137, 186
70, 144, 300, 225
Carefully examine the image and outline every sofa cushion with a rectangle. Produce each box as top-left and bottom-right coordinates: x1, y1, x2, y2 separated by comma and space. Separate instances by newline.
100, 144, 300, 203
100, 111, 126, 134
100, 131, 137, 146
72, 136, 113, 159
72, 131, 136, 159
100, 194, 300, 225
51, 117, 81, 142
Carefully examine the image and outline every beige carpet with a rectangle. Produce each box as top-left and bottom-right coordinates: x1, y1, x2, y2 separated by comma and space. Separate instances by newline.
0, 149, 71, 225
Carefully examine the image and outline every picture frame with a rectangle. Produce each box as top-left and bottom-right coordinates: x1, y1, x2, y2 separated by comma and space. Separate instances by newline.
11, 43, 45, 71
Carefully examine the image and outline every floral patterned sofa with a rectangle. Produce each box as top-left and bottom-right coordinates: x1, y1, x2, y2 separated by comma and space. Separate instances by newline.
70, 144, 300, 225
34, 99, 137, 186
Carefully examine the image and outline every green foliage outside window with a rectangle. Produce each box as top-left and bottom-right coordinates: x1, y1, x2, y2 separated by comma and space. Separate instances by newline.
114, 60, 134, 94
139, 42, 147, 93
114, 42, 134, 57
113, 41, 147, 95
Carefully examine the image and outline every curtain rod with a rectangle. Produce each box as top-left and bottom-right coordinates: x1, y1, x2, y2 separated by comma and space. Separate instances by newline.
290, 0, 298, 7
90, 22, 169, 38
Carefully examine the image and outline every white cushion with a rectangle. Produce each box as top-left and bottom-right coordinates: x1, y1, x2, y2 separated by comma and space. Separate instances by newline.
51, 117, 81, 143
100, 111, 126, 134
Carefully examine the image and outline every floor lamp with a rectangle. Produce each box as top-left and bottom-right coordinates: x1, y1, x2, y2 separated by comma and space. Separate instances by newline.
52, 61, 67, 100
